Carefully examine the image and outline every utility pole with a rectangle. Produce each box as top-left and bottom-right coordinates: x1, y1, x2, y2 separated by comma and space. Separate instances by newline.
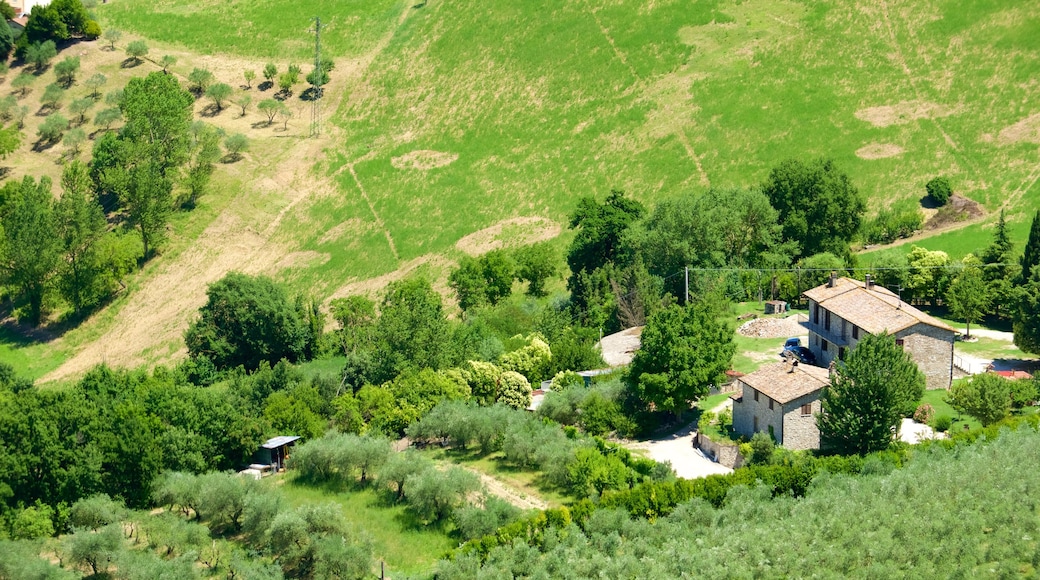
310, 16, 322, 138
684, 266, 689, 305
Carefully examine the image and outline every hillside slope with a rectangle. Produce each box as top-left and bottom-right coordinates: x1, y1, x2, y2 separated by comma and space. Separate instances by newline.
35, 0, 1040, 380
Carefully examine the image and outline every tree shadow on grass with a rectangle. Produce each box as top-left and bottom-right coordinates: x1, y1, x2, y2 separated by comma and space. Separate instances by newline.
0, 300, 94, 345
300, 87, 323, 102
31, 138, 59, 152
258, 80, 273, 92
198, 103, 222, 118
250, 120, 275, 129
120, 58, 144, 69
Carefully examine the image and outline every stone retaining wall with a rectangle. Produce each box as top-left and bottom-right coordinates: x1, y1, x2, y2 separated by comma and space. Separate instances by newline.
694, 433, 744, 469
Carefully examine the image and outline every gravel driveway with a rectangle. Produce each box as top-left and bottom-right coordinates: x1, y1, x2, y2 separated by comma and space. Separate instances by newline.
625, 422, 733, 480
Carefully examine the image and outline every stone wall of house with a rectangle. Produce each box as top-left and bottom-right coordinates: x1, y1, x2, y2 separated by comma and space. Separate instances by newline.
780, 391, 823, 450
731, 380, 786, 441
897, 323, 955, 390
695, 433, 744, 469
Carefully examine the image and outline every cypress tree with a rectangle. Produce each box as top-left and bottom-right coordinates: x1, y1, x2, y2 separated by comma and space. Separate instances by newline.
1021, 210, 1040, 283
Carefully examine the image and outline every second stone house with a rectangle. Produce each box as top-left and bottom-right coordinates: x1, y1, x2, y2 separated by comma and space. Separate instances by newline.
803, 274, 956, 390
730, 361, 831, 450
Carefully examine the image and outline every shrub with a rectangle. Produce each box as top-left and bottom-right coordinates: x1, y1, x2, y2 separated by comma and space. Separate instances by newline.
932, 414, 952, 432
862, 208, 923, 244
184, 272, 314, 371
913, 403, 935, 425
83, 19, 101, 39
926, 176, 952, 206
125, 40, 148, 63
747, 431, 775, 465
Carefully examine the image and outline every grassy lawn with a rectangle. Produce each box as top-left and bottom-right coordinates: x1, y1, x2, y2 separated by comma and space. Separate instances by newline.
97, 0, 405, 60
920, 385, 980, 433
955, 337, 1036, 361
0, 326, 70, 381
420, 448, 571, 508
279, 475, 457, 576
699, 392, 733, 412
296, 356, 348, 380
733, 334, 785, 374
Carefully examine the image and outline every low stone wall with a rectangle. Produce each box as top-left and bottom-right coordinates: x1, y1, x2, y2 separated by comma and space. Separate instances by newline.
694, 433, 744, 469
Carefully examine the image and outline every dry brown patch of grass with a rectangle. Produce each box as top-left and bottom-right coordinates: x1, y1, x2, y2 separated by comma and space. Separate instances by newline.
454, 216, 561, 256
997, 112, 1040, 145
855, 142, 905, 159
390, 149, 458, 170
924, 194, 984, 230
854, 100, 955, 127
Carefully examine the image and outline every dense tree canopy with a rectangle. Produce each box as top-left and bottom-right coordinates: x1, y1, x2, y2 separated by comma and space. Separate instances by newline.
761, 158, 865, 259
185, 272, 313, 372
817, 332, 925, 454
622, 187, 789, 298
627, 299, 734, 414
0, 176, 61, 325
949, 373, 1011, 426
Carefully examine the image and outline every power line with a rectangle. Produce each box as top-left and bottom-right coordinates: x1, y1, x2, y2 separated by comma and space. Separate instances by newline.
310, 16, 322, 138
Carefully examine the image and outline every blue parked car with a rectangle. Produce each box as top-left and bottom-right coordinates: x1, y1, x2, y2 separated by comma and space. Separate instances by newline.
780, 337, 816, 365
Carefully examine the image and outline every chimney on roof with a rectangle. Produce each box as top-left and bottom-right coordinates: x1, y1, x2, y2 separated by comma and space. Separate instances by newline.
828, 271, 836, 288
865, 274, 873, 290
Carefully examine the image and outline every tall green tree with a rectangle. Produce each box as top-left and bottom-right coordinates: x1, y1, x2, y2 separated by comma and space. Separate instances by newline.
97, 72, 193, 261
979, 210, 1019, 318
762, 158, 865, 259
627, 299, 735, 415
119, 71, 193, 173
817, 332, 925, 455
1021, 210, 1040, 284
948, 373, 1011, 426
185, 272, 312, 371
566, 190, 644, 322
448, 250, 515, 311
106, 158, 171, 261
25, 6, 68, 44
1013, 280, 1040, 355
947, 259, 988, 339
514, 241, 558, 297
0, 176, 61, 325
55, 161, 109, 313
371, 277, 453, 383
904, 245, 951, 305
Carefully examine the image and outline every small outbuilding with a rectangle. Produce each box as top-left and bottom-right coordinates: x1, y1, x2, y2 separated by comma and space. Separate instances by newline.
255, 435, 301, 472
764, 300, 788, 315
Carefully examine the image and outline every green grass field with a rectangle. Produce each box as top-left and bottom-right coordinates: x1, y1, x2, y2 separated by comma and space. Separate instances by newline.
97, 0, 404, 60
94, 0, 1040, 288
280, 476, 457, 576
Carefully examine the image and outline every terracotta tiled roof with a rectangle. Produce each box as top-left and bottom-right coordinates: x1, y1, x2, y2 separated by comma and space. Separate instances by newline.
738, 361, 830, 404
804, 277, 955, 334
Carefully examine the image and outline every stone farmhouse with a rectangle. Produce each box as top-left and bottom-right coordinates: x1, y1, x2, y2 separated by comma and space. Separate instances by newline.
804, 274, 956, 390
731, 361, 830, 451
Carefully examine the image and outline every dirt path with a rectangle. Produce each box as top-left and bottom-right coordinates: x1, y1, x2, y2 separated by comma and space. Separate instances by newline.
461, 467, 548, 511
40, 3, 419, 383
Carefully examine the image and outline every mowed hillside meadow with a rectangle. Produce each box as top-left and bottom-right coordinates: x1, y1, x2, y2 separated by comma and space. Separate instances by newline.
10, 0, 1040, 381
